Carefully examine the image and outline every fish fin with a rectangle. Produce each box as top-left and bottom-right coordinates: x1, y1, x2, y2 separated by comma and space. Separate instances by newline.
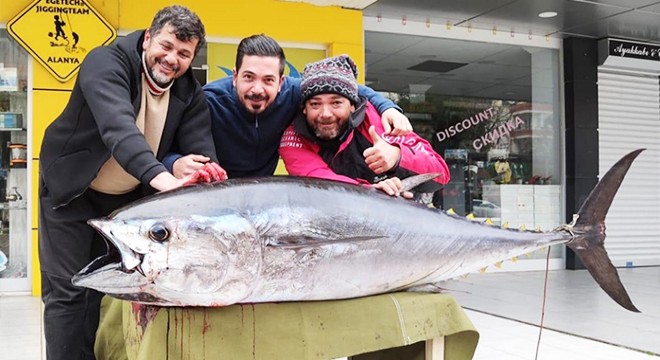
400, 173, 442, 192
404, 283, 470, 295
466, 213, 476, 220
403, 283, 445, 293
568, 148, 644, 313
484, 218, 494, 225
446, 208, 456, 215
268, 235, 388, 249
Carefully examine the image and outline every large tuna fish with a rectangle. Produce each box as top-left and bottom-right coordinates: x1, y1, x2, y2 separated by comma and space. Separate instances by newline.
73, 150, 643, 312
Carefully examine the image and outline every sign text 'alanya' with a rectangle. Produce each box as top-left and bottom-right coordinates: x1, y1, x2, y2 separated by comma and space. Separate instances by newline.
7, 0, 116, 82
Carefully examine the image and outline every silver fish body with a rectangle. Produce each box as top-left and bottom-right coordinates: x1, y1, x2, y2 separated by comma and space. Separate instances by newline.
73, 150, 643, 311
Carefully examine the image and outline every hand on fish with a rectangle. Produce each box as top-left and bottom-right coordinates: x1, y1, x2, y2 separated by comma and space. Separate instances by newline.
183, 162, 228, 186
173, 154, 213, 178
371, 177, 413, 198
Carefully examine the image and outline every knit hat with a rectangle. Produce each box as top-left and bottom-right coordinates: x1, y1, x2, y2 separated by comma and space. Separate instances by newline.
300, 54, 359, 104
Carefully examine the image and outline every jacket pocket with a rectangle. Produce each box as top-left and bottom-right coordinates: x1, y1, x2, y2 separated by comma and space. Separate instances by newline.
43, 149, 93, 207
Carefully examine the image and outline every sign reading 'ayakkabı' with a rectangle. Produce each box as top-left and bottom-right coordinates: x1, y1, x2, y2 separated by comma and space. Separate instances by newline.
608, 39, 660, 61
7, 0, 116, 82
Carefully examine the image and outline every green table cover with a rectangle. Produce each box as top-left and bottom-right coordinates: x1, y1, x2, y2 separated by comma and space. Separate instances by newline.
95, 292, 478, 360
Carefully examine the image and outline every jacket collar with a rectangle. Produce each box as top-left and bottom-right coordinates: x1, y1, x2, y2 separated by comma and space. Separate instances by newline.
141, 52, 174, 95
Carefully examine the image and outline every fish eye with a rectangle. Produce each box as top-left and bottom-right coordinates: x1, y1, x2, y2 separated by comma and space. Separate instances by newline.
148, 224, 170, 242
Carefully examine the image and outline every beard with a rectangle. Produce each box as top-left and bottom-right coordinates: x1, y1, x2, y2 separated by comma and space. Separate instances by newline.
313, 121, 343, 140
147, 58, 179, 88
244, 93, 269, 114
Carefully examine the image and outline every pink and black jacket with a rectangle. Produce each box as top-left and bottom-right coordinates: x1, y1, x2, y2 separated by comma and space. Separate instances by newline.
279, 99, 450, 191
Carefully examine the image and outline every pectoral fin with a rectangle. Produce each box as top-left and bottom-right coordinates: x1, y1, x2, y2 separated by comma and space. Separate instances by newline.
401, 173, 442, 192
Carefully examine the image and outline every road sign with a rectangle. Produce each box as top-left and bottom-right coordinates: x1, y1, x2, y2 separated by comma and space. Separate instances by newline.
7, 0, 117, 82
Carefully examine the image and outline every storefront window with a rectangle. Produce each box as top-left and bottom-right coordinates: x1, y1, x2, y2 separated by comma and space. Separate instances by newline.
366, 33, 562, 261
0, 29, 29, 287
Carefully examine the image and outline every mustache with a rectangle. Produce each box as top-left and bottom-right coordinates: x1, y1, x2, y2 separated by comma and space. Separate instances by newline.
155, 58, 180, 73
245, 94, 267, 101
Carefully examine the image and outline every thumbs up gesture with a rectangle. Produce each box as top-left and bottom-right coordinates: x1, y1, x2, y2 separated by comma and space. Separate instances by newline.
363, 125, 401, 174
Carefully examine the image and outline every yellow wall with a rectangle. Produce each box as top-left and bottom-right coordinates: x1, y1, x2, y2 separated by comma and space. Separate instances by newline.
1, 0, 365, 296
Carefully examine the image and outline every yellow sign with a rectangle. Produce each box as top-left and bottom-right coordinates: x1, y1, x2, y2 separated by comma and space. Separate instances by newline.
7, 0, 116, 82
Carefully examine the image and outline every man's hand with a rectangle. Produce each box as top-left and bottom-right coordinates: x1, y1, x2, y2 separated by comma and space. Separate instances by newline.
149, 172, 189, 192
183, 162, 228, 186
372, 177, 413, 198
380, 108, 413, 136
173, 154, 209, 178
363, 126, 401, 174
149, 163, 228, 192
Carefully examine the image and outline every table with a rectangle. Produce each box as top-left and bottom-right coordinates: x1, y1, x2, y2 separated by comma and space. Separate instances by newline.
95, 292, 479, 360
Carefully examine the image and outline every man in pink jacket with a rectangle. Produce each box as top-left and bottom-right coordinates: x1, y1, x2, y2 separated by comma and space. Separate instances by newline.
279, 54, 450, 197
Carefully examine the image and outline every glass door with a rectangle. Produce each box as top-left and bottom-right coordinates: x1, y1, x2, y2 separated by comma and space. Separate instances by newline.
0, 28, 30, 292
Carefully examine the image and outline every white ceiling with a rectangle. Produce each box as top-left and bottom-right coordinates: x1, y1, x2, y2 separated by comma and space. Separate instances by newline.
361, 0, 660, 101
363, 0, 660, 41
364, 32, 557, 102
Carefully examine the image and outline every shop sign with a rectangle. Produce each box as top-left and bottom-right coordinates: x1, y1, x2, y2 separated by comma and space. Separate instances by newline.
435, 107, 495, 144
435, 106, 525, 151
472, 116, 524, 151
7, 0, 116, 82
608, 39, 660, 61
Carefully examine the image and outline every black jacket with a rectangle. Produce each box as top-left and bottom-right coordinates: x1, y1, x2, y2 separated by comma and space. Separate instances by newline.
40, 31, 217, 208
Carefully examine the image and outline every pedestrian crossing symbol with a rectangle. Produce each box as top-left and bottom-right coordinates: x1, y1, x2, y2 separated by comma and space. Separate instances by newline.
7, 0, 117, 82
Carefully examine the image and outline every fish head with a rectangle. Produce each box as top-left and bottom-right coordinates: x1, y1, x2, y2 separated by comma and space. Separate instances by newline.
73, 214, 261, 306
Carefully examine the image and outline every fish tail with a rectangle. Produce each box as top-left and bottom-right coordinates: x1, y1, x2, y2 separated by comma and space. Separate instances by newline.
567, 149, 644, 312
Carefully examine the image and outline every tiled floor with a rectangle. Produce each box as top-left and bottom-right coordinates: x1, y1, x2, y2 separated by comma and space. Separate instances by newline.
1, 267, 659, 359
445, 266, 660, 358
0, 293, 43, 360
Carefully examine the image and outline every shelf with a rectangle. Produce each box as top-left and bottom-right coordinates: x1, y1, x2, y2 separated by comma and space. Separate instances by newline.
0, 203, 26, 210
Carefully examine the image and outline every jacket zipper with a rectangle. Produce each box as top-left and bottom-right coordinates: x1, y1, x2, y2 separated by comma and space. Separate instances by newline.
255, 115, 261, 163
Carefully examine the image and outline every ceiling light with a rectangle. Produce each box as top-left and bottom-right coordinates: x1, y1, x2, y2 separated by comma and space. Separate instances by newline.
538, 11, 557, 18
408, 60, 467, 73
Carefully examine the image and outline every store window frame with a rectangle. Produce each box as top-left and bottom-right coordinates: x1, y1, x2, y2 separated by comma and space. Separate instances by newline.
0, 27, 33, 293
363, 17, 566, 271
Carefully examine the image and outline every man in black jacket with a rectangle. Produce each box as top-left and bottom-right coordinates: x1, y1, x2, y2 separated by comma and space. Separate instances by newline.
38, 6, 225, 359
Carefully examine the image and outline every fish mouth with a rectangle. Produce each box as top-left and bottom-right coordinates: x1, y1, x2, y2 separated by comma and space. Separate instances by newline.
72, 219, 146, 285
